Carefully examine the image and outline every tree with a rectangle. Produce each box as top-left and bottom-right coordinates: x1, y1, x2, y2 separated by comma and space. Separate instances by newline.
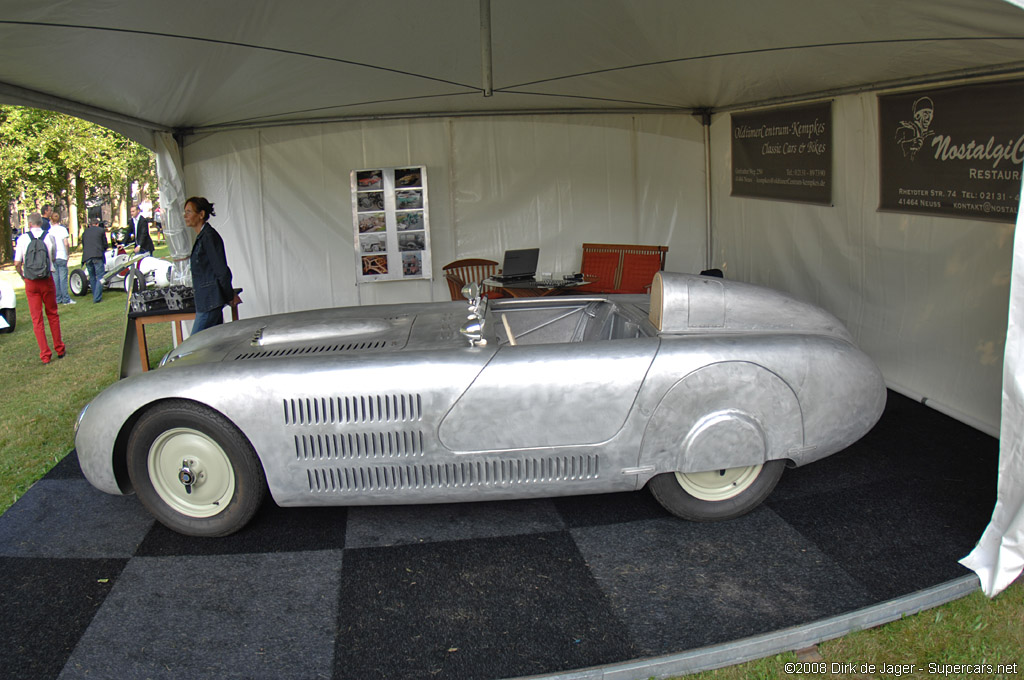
0, 105, 156, 262
0, 107, 39, 262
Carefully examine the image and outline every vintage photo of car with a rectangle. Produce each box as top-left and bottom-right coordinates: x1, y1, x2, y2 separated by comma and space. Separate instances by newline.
360, 253, 388, 275
357, 192, 384, 211
398, 233, 425, 251
357, 213, 386, 233
395, 169, 421, 187
396, 211, 424, 231
402, 251, 423, 276
395, 190, 422, 209
356, 171, 382, 189
359, 234, 387, 253
74, 272, 886, 536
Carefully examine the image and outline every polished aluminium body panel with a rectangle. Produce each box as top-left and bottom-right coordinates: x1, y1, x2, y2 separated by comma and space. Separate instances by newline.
76, 273, 886, 509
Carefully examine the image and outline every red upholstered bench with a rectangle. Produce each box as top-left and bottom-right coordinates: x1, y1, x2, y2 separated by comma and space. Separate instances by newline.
578, 243, 668, 294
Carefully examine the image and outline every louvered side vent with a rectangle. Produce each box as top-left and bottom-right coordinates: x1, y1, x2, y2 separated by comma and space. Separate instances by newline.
235, 340, 390, 361
294, 431, 425, 460
283, 394, 424, 425
306, 455, 600, 493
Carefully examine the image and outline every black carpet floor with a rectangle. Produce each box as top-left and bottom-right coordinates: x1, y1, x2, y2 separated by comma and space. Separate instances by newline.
0, 391, 999, 680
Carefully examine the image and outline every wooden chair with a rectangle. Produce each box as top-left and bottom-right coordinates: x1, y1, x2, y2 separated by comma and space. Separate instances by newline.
578, 243, 668, 294
442, 258, 502, 300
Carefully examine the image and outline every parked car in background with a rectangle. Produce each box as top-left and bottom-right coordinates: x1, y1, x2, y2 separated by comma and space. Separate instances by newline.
0, 278, 15, 333
69, 245, 173, 296
75, 272, 887, 537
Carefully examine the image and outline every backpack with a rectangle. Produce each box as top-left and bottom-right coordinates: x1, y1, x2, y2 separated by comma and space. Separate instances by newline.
23, 228, 52, 280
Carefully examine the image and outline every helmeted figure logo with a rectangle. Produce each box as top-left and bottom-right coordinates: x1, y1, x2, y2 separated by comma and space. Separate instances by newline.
895, 96, 935, 161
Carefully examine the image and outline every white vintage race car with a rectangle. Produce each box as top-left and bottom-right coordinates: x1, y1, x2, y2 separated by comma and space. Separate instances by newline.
69, 247, 173, 296
75, 272, 887, 537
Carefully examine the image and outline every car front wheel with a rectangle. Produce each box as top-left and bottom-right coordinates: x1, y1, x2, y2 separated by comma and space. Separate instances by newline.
69, 268, 89, 296
124, 267, 143, 294
127, 400, 267, 536
648, 460, 785, 521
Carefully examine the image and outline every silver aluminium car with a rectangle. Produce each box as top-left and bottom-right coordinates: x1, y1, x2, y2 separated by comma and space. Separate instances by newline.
75, 272, 887, 536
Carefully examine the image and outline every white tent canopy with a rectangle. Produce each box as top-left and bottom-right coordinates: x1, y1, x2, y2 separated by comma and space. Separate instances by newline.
1, 1, 1023, 138
2, 0, 1024, 596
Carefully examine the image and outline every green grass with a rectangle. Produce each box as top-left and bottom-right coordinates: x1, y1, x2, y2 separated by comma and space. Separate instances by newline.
683, 583, 1023, 679
0, 241, 173, 513
1, 240, 1021, 677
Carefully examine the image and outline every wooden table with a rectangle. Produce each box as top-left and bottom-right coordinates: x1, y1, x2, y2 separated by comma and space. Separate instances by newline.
483, 277, 588, 298
132, 301, 240, 372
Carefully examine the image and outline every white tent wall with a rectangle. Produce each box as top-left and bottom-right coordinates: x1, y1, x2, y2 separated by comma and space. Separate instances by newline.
451, 114, 703, 272
181, 112, 708, 318
710, 91, 1014, 436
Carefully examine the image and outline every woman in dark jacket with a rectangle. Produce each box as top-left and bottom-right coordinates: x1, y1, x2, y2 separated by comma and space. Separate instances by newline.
184, 196, 237, 334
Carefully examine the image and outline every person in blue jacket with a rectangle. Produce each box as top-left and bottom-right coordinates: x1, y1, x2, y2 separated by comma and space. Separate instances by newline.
184, 196, 238, 334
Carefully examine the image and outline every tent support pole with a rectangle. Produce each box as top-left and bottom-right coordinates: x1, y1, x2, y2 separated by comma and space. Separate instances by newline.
696, 108, 713, 270
480, 0, 493, 97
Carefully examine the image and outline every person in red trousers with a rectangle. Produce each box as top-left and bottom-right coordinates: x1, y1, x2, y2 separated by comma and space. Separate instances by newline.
14, 211, 65, 365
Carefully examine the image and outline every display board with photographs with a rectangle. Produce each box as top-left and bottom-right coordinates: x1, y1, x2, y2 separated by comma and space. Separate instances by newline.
351, 166, 431, 282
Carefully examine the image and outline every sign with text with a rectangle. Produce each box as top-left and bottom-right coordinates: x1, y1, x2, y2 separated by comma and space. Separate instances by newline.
731, 102, 832, 205
878, 80, 1023, 222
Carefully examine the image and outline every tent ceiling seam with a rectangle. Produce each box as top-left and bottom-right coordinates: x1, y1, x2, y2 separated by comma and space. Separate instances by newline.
207, 92, 485, 129
504, 36, 1024, 90
0, 19, 478, 90
6, 20, 1019, 97
181, 62, 1024, 136
188, 88, 681, 131
492, 89, 684, 109
179, 106, 695, 137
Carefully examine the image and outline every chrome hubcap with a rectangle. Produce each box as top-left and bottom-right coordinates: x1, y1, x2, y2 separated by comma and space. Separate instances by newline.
177, 460, 199, 493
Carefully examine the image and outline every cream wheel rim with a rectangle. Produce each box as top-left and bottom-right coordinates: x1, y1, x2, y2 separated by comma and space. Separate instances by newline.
148, 427, 235, 517
674, 464, 763, 501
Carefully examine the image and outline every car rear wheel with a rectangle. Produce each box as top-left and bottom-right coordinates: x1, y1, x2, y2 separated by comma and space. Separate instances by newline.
69, 268, 89, 296
127, 400, 267, 536
648, 460, 785, 521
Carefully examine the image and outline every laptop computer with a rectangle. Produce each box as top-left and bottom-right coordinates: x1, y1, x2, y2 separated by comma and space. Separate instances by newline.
492, 248, 540, 282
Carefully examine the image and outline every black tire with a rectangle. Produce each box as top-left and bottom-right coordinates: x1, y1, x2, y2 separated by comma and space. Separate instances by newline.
124, 267, 142, 294
648, 460, 786, 522
127, 400, 267, 536
69, 268, 89, 296
0, 307, 14, 333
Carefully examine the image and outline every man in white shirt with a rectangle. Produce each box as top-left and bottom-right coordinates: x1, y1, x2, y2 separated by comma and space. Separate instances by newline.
14, 212, 65, 364
48, 211, 74, 305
